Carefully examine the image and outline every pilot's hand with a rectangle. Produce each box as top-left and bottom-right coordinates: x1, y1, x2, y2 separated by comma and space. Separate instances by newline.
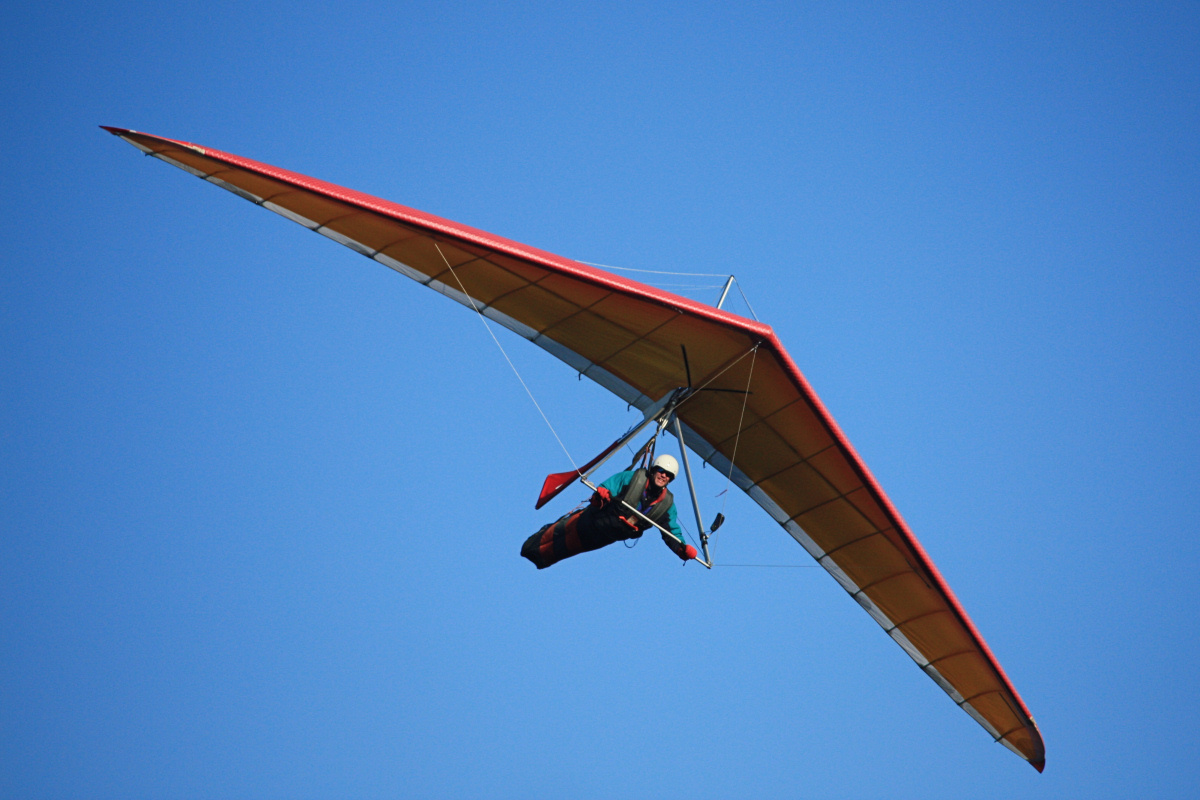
590, 486, 612, 508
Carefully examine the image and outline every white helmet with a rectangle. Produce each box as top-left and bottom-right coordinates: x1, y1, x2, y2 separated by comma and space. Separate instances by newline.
652, 454, 679, 478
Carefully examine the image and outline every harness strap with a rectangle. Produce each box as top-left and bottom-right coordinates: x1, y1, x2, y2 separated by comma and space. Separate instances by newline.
617, 469, 673, 529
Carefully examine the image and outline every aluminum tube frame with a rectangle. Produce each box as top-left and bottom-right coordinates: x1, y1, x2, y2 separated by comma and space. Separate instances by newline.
574, 387, 713, 568
716, 275, 735, 309
579, 476, 712, 569
577, 389, 683, 484
672, 415, 712, 566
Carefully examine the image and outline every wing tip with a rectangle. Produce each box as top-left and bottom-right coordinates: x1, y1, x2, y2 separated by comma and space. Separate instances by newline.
1020, 726, 1046, 773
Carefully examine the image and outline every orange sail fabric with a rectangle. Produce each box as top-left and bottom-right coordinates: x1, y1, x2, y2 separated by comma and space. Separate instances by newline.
105, 127, 1044, 770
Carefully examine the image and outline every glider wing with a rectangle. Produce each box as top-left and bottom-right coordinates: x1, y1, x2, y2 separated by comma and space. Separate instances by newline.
104, 127, 1044, 771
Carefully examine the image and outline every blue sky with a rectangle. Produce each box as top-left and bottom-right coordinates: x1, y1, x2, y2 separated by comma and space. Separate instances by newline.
3, 2, 1198, 797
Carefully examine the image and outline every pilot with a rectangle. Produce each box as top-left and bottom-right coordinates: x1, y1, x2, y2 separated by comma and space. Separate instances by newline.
521, 454, 698, 569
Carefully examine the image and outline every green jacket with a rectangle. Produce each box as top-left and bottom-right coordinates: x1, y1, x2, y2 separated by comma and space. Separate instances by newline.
598, 469, 685, 545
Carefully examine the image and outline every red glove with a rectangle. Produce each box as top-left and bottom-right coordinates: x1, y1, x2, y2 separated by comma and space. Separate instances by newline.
663, 533, 698, 561
590, 485, 612, 509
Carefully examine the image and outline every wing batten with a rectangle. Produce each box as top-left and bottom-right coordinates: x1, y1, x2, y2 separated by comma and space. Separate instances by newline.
853, 567, 919, 599
156, 154, 208, 178
925, 665, 967, 702
263, 201, 320, 229
855, 592, 899, 632
105, 126, 1044, 770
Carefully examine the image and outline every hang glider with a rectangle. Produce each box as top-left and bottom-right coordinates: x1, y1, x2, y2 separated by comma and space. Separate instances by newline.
104, 126, 1045, 771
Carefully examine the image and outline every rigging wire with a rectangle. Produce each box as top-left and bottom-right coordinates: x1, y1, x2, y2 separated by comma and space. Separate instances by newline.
674, 345, 760, 412
434, 242, 579, 471
577, 260, 728, 278
641, 283, 730, 290
437, 240, 763, 562
719, 344, 759, 519
734, 280, 759, 321
714, 564, 819, 568
578, 260, 758, 320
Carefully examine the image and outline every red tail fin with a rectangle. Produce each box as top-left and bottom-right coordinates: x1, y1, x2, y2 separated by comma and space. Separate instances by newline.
536, 470, 581, 509
535, 434, 629, 509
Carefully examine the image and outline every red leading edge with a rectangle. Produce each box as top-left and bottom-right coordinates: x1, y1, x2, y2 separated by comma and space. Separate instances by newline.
103, 126, 1044, 771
